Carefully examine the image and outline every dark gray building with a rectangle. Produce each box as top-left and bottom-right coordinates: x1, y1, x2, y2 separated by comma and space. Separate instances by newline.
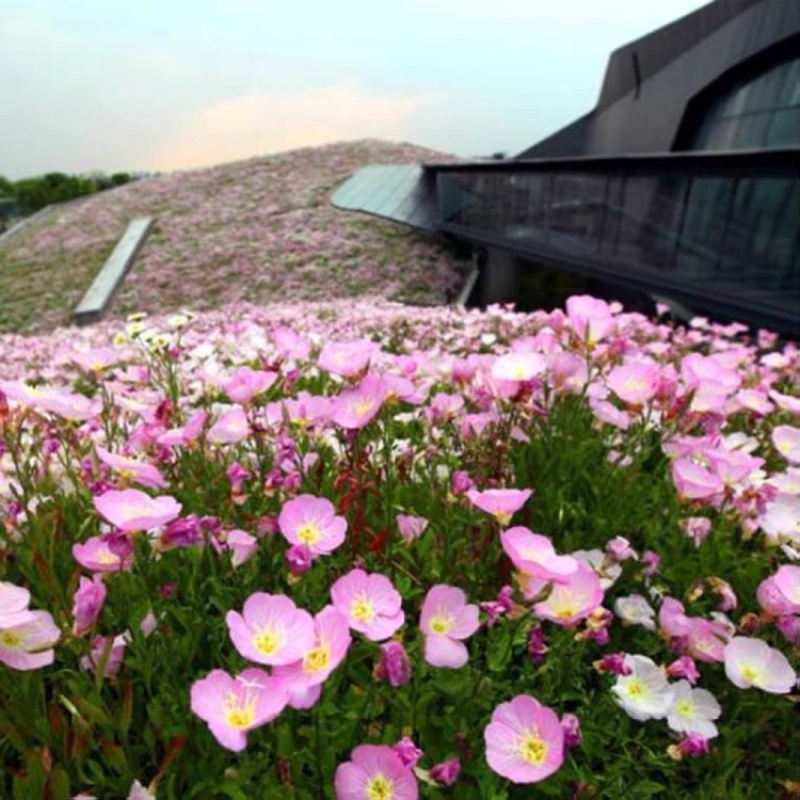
333, 0, 800, 336
521, 0, 799, 158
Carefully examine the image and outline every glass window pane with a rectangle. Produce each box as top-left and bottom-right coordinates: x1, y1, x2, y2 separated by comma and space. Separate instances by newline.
766, 107, 800, 147
776, 59, 800, 107
690, 56, 800, 150
732, 113, 770, 149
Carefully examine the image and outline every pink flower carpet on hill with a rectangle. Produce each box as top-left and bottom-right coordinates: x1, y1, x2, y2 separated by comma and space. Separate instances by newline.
0, 140, 463, 334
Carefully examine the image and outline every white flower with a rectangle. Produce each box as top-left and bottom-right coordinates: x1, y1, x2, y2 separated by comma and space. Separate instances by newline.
666, 680, 721, 739
614, 595, 656, 630
127, 780, 156, 800
612, 655, 674, 721
724, 637, 797, 694
572, 548, 622, 589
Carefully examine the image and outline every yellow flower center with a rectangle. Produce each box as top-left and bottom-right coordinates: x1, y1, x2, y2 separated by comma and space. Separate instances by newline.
354, 398, 375, 418
0, 630, 23, 647
296, 523, 321, 545
223, 692, 255, 729
428, 614, 451, 635
365, 774, 394, 800
518, 732, 548, 765
625, 679, 646, 698
741, 665, 759, 682
97, 548, 120, 565
675, 700, 695, 718
351, 594, 374, 624
511, 364, 528, 380
303, 645, 329, 673
253, 627, 282, 655
554, 602, 578, 619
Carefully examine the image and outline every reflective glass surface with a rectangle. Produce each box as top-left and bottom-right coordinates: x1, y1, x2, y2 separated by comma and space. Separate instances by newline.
436, 160, 800, 321
692, 56, 800, 149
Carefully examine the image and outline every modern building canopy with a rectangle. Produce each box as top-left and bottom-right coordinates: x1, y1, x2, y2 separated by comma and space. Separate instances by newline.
332, 0, 800, 336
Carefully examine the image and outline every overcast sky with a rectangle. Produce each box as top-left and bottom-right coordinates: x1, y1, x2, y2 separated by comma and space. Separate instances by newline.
1, 0, 709, 178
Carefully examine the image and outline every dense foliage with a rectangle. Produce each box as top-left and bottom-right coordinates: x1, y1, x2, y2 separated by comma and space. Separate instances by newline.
0, 172, 134, 217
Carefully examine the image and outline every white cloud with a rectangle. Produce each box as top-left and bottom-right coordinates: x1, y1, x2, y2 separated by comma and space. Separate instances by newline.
146, 85, 435, 171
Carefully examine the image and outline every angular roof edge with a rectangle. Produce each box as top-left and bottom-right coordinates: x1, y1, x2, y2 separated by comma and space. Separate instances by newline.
598, 0, 763, 110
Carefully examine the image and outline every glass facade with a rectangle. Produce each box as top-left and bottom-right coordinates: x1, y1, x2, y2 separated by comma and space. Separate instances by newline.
435, 157, 800, 326
691, 55, 800, 150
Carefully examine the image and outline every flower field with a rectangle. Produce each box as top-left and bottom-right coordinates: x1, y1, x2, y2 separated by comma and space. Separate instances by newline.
0, 290, 797, 799
0, 140, 462, 335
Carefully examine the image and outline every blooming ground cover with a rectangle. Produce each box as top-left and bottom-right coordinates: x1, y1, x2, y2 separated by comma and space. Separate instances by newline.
0, 140, 463, 334
0, 293, 798, 798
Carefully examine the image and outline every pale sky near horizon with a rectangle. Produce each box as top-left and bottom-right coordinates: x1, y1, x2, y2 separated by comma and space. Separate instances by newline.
1, 0, 709, 179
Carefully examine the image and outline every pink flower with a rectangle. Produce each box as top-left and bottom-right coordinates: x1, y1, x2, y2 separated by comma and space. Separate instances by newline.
71, 575, 107, 635
659, 596, 692, 638
331, 569, 404, 641
429, 758, 460, 786
491, 351, 547, 383
0, 581, 35, 628
684, 617, 729, 663
221, 529, 258, 567
680, 517, 712, 547
484, 695, 565, 783
419, 584, 479, 668
222, 366, 277, 404
334, 744, 418, 800
80, 633, 127, 677
73, 534, 134, 572
207, 406, 251, 444
565, 295, 616, 345
190, 668, 288, 752
396, 513, 428, 544
0, 379, 99, 421
500, 527, 578, 584
157, 408, 207, 447
392, 736, 423, 768
606, 361, 659, 405
318, 339, 379, 378
278, 494, 347, 557
561, 713, 581, 751
95, 446, 166, 488
533, 563, 604, 626
93, 489, 182, 533
376, 640, 411, 687
668, 733, 712, 760
0, 610, 60, 670
331, 373, 386, 429
723, 637, 797, 694
666, 656, 700, 684
273, 606, 352, 705
605, 536, 637, 563
285, 544, 313, 575
773, 565, 800, 612
672, 458, 724, 502
773, 425, 800, 464
466, 488, 532, 526
226, 593, 315, 666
